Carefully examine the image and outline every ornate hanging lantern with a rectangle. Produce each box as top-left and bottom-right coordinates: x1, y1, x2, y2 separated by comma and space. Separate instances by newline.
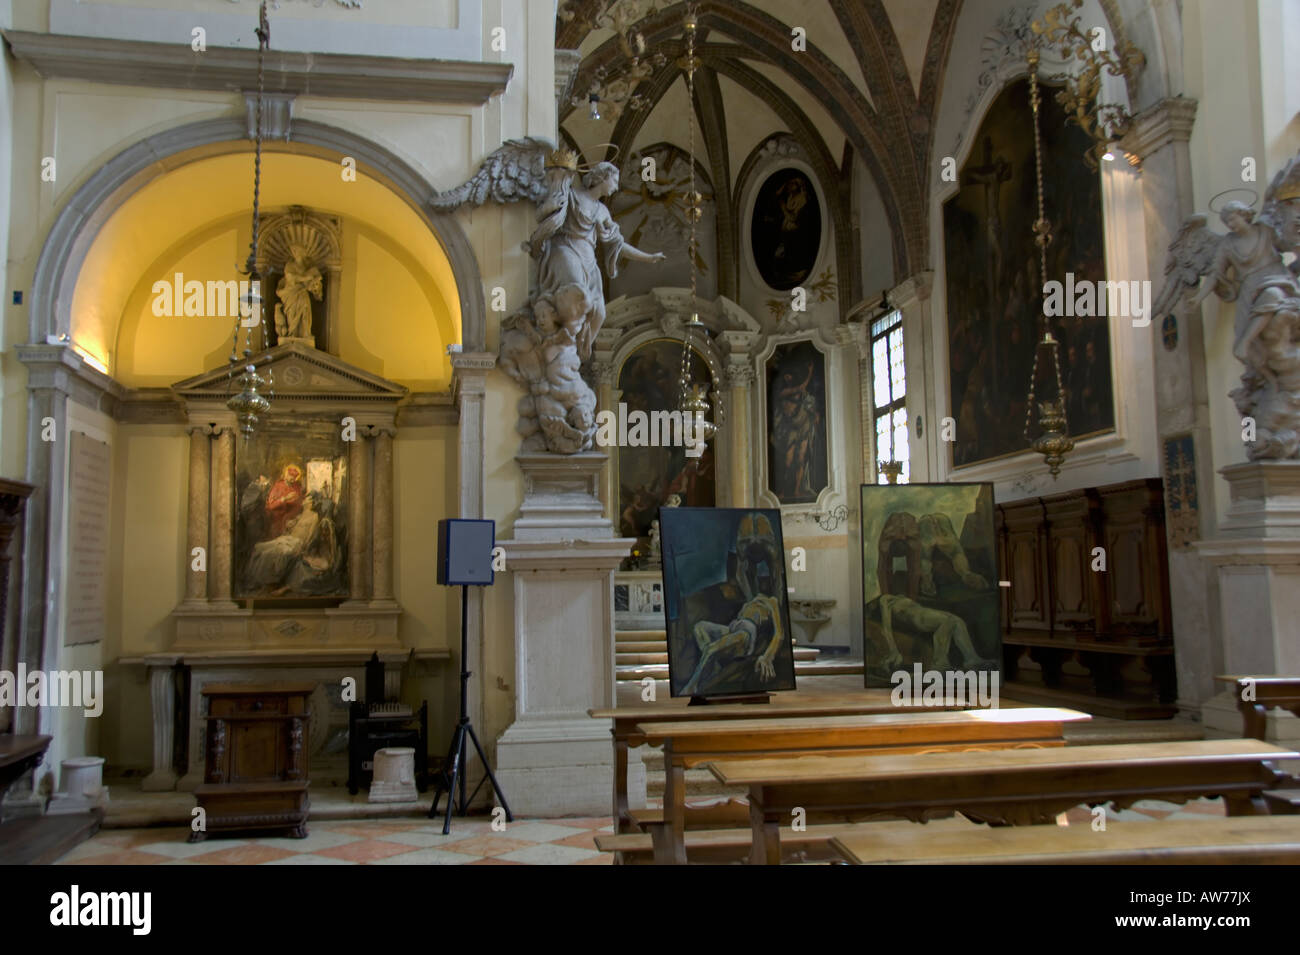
227, 1, 274, 440
1022, 49, 1074, 478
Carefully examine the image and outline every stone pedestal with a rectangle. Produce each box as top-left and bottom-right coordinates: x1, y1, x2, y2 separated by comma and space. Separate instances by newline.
369, 747, 418, 803
496, 452, 634, 816
1197, 461, 1300, 742
47, 757, 108, 815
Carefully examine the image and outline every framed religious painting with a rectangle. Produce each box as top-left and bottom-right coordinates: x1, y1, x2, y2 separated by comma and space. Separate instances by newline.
659, 507, 796, 699
235, 420, 349, 602
859, 483, 1000, 687
765, 338, 828, 505
750, 167, 822, 291
942, 77, 1114, 468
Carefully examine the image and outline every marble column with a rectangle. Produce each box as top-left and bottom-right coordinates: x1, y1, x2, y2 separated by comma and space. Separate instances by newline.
1121, 97, 1223, 714
142, 658, 180, 791
724, 359, 756, 507
346, 431, 371, 602
209, 427, 238, 608
450, 351, 495, 791
371, 428, 396, 606
182, 426, 211, 606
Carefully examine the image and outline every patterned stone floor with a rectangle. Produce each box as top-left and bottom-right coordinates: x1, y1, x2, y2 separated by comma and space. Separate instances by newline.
51, 797, 1228, 865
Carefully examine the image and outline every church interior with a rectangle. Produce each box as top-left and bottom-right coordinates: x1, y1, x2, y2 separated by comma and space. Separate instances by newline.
1, 0, 1299, 882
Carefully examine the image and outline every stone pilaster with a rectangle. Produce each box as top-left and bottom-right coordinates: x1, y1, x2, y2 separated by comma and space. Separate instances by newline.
450, 351, 495, 782
724, 360, 756, 507
835, 321, 871, 487
142, 658, 180, 791
371, 427, 396, 606
1121, 96, 1222, 712
590, 356, 619, 520
181, 425, 212, 607
209, 427, 238, 608
344, 430, 371, 603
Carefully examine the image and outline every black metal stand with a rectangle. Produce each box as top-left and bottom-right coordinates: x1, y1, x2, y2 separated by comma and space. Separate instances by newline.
429, 584, 513, 833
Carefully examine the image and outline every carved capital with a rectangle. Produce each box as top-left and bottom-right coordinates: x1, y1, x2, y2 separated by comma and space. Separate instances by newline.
1121, 96, 1198, 161
725, 361, 757, 388
589, 359, 618, 386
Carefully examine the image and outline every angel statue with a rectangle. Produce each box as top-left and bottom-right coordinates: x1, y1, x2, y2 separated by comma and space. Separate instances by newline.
433, 140, 666, 453
1154, 150, 1300, 459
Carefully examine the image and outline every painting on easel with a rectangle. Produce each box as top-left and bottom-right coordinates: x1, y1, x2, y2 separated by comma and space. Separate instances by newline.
659, 507, 796, 699
860, 483, 1000, 687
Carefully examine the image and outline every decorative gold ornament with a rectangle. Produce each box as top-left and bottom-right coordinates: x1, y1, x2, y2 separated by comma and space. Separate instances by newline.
1031, 0, 1145, 169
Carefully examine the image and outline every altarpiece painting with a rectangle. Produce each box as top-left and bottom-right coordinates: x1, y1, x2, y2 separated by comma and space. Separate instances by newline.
236, 421, 349, 600
766, 339, 828, 504
860, 483, 1000, 686
660, 507, 796, 698
943, 78, 1113, 467
616, 339, 716, 541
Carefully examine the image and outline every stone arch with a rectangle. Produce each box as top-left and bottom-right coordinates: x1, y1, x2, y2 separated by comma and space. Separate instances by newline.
29, 116, 486, 352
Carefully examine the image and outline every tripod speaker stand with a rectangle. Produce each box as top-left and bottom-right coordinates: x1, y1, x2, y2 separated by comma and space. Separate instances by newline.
429, 519, 512, 833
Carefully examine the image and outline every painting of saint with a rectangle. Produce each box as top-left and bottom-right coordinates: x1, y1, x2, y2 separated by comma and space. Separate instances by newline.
236, 425, 348, 600
751, 168, 821, 290
660, 508, 796, 698
860, 483, 1000, 685
616, 340, 716, 550
943, 78, 1114, 467
766, 340, 827, 504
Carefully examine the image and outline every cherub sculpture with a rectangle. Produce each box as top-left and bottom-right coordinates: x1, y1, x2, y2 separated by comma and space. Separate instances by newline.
434, 140, 666, 453
1154, 150, 1300, 459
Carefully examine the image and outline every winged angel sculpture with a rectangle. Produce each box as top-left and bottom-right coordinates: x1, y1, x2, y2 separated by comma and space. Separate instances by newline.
434, 139, 665, 453
1154, 151, 1300, 459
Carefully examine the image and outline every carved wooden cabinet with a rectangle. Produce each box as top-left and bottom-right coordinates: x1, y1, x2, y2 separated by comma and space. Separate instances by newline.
191, 682, 313, 842
996, 479, 1176, 718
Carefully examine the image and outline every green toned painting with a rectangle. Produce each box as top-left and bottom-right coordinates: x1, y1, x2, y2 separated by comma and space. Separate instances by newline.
860, 483, 1000, 686
660, 507, 796, 699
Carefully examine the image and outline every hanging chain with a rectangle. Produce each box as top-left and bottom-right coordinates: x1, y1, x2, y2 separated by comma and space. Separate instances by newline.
1023, 49, 1068, 441
677, 6, 699, 409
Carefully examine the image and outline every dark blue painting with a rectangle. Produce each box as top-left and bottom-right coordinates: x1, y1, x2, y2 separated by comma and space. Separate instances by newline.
659, 507, 796, 698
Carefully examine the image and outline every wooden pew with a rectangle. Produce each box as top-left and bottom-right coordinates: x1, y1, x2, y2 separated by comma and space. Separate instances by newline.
1217, 675, 1300, 813
1217, 675, 1300, 740
708, 739, 1298, 864
589, 690, 975, 836
640, 706, 1089, 864
830, 816, 1300, 865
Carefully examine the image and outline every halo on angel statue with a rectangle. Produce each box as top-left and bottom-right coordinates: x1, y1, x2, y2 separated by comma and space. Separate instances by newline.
1208, 188, 1259, 214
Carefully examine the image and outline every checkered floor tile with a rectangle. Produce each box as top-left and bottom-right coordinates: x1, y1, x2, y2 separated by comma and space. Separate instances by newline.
55, 816, 615, 866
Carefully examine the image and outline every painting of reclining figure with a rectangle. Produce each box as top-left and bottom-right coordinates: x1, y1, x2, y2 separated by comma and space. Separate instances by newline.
659, 508, 797, 698
860, 483, 1000, 686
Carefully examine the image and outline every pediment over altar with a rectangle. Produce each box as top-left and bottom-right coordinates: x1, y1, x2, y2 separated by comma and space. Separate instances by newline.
172, 342, 407, 415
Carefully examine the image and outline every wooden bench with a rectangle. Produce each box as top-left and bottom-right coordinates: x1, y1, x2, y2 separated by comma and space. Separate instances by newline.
708, 739, 1298, 864
589, 690, 975, 835
1217, 675, 1300, 814
596, 821, 870, 865
640, 706, 1090, 864
830, 816, 1300, 865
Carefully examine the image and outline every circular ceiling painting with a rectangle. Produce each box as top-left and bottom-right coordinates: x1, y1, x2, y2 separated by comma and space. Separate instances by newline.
750, 167, 821, 291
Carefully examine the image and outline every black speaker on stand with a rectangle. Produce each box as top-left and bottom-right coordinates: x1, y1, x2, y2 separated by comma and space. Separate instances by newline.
429, 518, 512, 833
